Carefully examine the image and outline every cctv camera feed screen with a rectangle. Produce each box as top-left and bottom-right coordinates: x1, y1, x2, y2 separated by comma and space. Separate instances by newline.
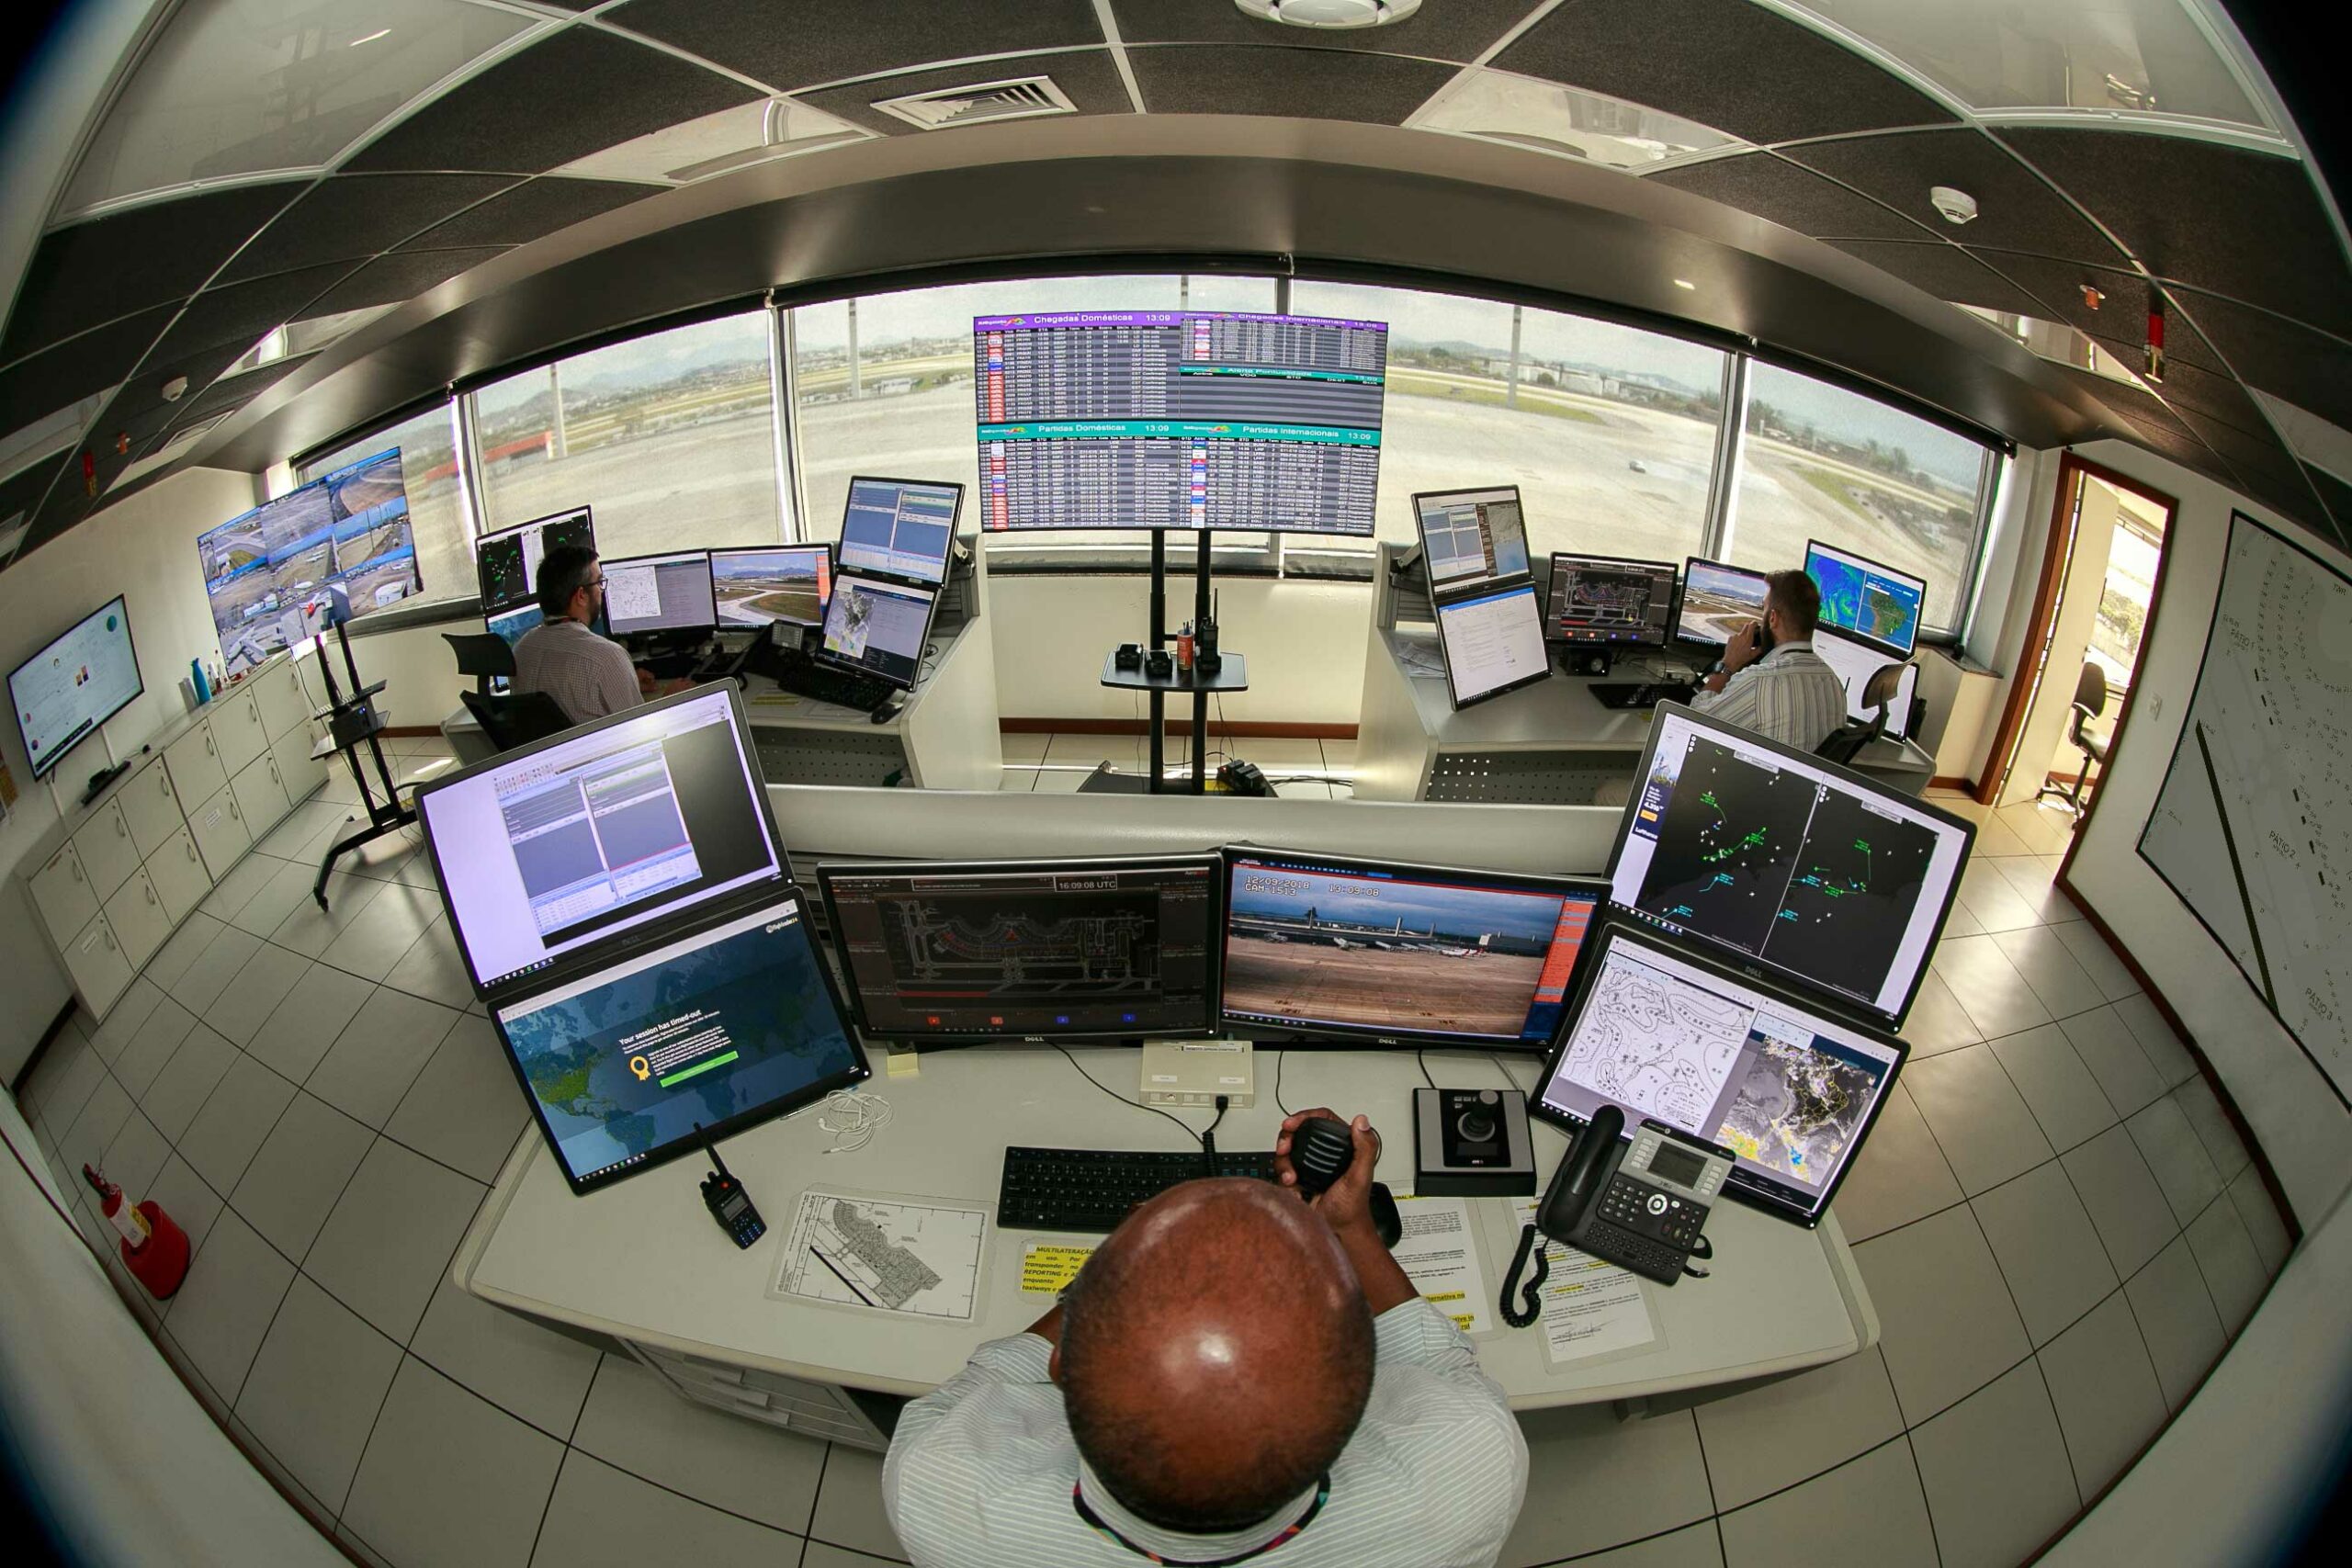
1223, 852, 1600, 1049
477, 508, 594, 615
199, 446, 421, 674
1610, 707, 1973, 1021
820, 572, 936, 688
11, 597, 142, 780
1534, 924, 1904, 1224
820, 857, 1220, 1041
1549, 554, 1679, 648
493, 895, 864, 1190
712, 546, 831, 628
417, 689, 783, 991
1416, 487, 1531, 592
975, 311, 1386, 536
1806, 540, 1926, 657
839, 479, 960, 585
1672, 558, 1770, 647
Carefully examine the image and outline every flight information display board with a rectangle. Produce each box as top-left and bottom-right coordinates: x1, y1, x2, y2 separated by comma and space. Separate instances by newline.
974, 310, 1386, 535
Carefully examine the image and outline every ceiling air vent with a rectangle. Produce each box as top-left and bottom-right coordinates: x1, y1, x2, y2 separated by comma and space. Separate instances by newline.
872, 75, 1078, 130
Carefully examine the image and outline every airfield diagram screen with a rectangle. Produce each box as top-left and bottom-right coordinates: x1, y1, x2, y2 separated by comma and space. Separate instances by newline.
1549, 554, 1678, 647
712, 547, 831, 628
1417, 488, 1531, 591
1223, 855, 1597, 1047
1806, 540, 1925, 655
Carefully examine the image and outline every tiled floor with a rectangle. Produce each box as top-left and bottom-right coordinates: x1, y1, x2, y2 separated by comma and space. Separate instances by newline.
14, 750, 2293, 1568
997, 731, 1356, 796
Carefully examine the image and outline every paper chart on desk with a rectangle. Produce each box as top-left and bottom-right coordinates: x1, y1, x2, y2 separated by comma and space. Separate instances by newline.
1393, 1197, 1494, 1335
772, 1189, 987, 1321
1512, 1200, 1661, 1367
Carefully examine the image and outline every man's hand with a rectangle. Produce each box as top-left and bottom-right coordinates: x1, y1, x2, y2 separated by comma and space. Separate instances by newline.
1274, 1108, 1381, 1237
1702, 671, 1729, 694
1721, 619, 1765, 674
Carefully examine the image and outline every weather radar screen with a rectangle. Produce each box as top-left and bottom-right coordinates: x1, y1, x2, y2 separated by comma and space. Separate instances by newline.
1804, 539, 1926, 657
1607, 705, 1974, 1024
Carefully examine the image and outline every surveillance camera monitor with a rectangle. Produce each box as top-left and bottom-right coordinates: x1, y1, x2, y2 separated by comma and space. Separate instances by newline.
818, 571, 939, 691
11, 596, 143, 781
601, 550, 717, 638
838, 478, 961, 586
1812, 626, 1919, 740
1606, 703, 1975, 1026
1805, 538, 1927, 658
1413, 486, 1532, 594
476, 506, 595, 615
817, 855, 1222, 1044
1221, 848, 1604, 1052
1547, 553, 1679, 648
1671, 558, 1770, 648
1532, 918, 1908, 1227
711, 545, 832, 629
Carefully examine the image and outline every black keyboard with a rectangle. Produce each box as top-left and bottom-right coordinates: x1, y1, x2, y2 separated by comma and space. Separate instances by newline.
775, 659, 897, 714
1000, 1145, 1278, 1234
1589, 681, 1697, 710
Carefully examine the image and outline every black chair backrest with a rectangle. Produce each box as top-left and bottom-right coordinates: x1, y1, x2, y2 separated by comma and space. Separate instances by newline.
1815, 716, 1882, 766
444, 633, 516, 695
2072, 660, 2109, 719
459, 688, 573, 752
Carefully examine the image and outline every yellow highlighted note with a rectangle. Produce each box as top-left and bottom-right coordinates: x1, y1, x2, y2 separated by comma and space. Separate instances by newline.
1020, 1242, 1095, 1294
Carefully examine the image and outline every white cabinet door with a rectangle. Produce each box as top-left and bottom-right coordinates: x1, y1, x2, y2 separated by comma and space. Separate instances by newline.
27, 842, 99, 945
271, 725, 328, 803
120, 757, 185, 858
253, 660, 311, 740
164, 720, 228, 807
103, 869, 172, 973
147, 828, 212, 925
61, 914, 133, 1019
230, 751, 292, 838
72, 798, 143, 902
213, 691, 268, 773
187, 787, 253, 882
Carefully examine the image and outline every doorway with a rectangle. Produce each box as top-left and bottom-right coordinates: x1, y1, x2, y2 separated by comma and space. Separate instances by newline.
1980, 454, 2177, 819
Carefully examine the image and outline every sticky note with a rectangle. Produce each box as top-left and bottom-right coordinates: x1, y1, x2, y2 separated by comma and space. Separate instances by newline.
1020, 1242, 1094, 1294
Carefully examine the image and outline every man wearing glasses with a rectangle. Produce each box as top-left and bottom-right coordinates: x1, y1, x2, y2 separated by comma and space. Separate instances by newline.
514, 545, 645, 724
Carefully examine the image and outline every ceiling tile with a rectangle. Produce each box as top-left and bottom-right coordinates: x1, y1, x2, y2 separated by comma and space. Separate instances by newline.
97, 341, 255, 453
2, 182, 304, 363
297, 248, 508, 319
2301, 462, 2352, 543
394, 176, 661, 251
608, 0, 1107, 91
164, 354, 320, 435
1963, 248, 2222, 366
1646, 152, 1936, 242
343, 28, 763, 175
2181, 407, 2303, 487
219, 175, 520, 284
2169, 289, 2352, 435
1110, 0, 1533, 62
801, 49, 1137, 136
1995, 128, 2352, 339
141, 265, 361, 371
1821, 240, 2049, 320
1493, 0, 1958, 146
1127, 44, 1458, 125
1782, 129, 2129, 266
2104, 354, 2268, 439
2229, 458, 2335, 543
0, 305, 179, 444
0, 455, 67, 538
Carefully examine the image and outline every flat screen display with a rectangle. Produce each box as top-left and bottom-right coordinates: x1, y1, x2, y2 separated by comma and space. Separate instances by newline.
199, 446, 423, 674
492, 892, 867, 1191
1805, 538, 1927, 657
838, 478, 960, 585
1547, 553, 1679, 649
818, 855, 1222, 1043
1433, 582, 1549, 709
1608, 704, 1974, 1024
603, 550, 716, 637
1812, 626, 1918, 740
819, 572, 937, 690
1414, 486, 1531, 592
711, 546, 831, 629
486, 604, 544, 651
416, 685, 786, 992
10, 596, 142, 779
1221, 849, 1602, 1051
1671, 558, 1770, 648
476, 506, 594, 615
1533, 921, 1906, 1226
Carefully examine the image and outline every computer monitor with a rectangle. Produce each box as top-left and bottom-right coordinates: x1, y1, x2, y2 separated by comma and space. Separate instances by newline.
1608, 703, 1976, 1025
1221, 849, 1604, 1051
838, 478, 961, 586
414, 684, 789, 993
1546, 553, 1679, 648
485, 604, 544, 651
818, 570, 938, 690
11, 596, 142, 780
816, 855, 1222, 1044
1805, 538, 1927, 658
602, 549, 717, 638
1531, 918, 1907, 1227
710, 545, 832, 629
476, 506, 595, 615
1413, 486, 1532, 593
1433, 582, 1549, 709
1812, 626, 1918, 740
1672, 558, 1770, 647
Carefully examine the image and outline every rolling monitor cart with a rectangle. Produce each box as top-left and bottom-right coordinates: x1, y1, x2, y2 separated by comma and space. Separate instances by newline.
307, 609, 416, 908
603, 550, 718, 640
476, 506, 595, 615
1546, 553, 1679, 673
1672, 558, 1770, 649
1606, 703, 1976, 1027
1530, 915, 1908, 1227
710, 545, 832, 631
1220, 847, 1604, 1051
816, 854, 1223, 1046
1804, 539, 1927, 659
1812, 627, 1919, 740
837, 478, 961, 586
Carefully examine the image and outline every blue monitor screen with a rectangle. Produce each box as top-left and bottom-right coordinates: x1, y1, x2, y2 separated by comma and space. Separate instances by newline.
838, 477, 961, 585
1804, 539, 1926, 656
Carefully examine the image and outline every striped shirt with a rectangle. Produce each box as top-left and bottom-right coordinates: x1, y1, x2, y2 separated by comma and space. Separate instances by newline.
1689, 639, 1849, 752
882, 1298, 1528, 1568
512, 618, 641, 726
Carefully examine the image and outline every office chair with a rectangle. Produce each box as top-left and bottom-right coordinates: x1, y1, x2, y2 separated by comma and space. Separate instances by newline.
2039, 660, 2110, 817
459, 688, 574, 752
443, 632, 515, 695
1814, 662, 1908, 766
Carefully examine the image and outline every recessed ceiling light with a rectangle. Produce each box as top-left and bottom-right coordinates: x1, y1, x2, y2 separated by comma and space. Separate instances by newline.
351, 28, 390, 48
1672, 278, 1697, 290
1234, 0, 1422, 29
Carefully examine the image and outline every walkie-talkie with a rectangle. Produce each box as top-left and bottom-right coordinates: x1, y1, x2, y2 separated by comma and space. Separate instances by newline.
697, 1125, 765, 1249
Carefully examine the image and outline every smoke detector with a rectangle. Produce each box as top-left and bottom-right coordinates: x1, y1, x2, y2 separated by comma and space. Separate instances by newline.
1928, 186, 1978, 226
1236, 0, 1422, 28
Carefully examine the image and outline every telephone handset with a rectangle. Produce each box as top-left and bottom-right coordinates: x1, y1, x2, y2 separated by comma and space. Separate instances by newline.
1502, 1106, 1733, 1320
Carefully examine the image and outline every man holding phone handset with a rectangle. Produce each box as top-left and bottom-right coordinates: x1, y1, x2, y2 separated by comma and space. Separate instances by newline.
1690, 568, 1849, 751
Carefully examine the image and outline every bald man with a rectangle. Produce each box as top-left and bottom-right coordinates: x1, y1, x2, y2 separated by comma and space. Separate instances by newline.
882, 1111, 1528, 1567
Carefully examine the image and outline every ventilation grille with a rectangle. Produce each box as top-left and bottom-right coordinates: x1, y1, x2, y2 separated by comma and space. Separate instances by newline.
872, 75, 1078, 130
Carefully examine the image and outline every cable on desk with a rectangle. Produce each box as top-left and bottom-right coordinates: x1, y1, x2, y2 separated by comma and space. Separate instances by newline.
1417, 1049, 1438, 1091
1201, 1093, 1229, 1178
1053, 1044, 1204, 1145
1272, 1049, 1293, 1117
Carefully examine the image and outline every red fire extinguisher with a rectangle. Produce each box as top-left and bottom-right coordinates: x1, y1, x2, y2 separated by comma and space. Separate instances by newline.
82, 1164, 190, 1299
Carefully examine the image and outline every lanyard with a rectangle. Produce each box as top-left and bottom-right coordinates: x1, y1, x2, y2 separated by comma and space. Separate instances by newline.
1070, 1475, 1330, 1566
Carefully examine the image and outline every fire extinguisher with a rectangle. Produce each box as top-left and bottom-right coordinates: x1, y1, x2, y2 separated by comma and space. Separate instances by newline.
82, 1165, 190, 1299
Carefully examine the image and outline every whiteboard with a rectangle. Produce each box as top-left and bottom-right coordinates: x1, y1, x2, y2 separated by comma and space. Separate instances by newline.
2138, 513, 2352, 1103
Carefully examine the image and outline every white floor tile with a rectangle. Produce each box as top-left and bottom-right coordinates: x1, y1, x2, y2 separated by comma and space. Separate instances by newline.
804, 1545, 909, 1568
1717, 1439, 1936, 1568
177, 1054, 298, 1195
269, 870, 390, 958
1694, 1347, 1905, 1511
1930, 935, 2051, 1040
1899, 1044, 2054, 1196
169, 922, 263, 1017
140, 1022, 238, 1143
234, 1274, 404, 1512
148, 1154, 224, 1255
1827, 1083, 1963, 1243
200, 851, 287, 925
1954, 863, 2045, 935
1986, 1024, 2119, 1153
247, 962, 376, 1083
532, 1450, 807, 1568
230, 1091, 375, 1259
1854, 1205, 2031, 1425
201, 942, 311, 1047
2228, 1166, 2293, 1277
62, 1075, 136, 1179
2184, 1195, 2267, 1337
1497, 1405, 1713, 1566
411, 1272, 602, 1440
1967, 813, 2036, 860
88, 977, 164, 1065
306, 1136, 486, 1343
2124, 1235, 2226, 1410
571, 1356, 827, 1533
996, 766, 1043, 792
343, 1356, 566, 1568
2060, 1124, 2179, 1280
1909, 1360, 2080, 1568
2111, 994, 2198, 1089
1030, 763, 1094, 793
307, 988, 464, 1128
320, 880, 441, 982
112, 996, 198, 1101
2036, 1289, 2167, 1502
1989, 925, 2106, 1021
2057, 1008, 2166, 1117
1550, 1522, 1723, 1568
230, 857, 333, 939
2170, 1077, 2251, 1182
27, 1030, 103, 1131
997, 731, 1053, 764
2125, 1098, 2224, 1226
381, 915, 474, 1009
386, 1013, 529, 1183
161, 1207, 295, 1404
810, 1443, 908, 1561
144, 910, 227, 991
99, 1108, 173, 1203
1970, 1162, 2119, 1346
2052, 920, 2140, 1003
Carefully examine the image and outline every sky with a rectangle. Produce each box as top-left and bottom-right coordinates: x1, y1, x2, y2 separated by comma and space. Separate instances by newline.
1230, 864, 1564, 943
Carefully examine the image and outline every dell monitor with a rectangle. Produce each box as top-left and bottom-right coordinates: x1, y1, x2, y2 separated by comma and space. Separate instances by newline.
838, 478, 961, 586
1812, 626, 1919, 740
817, 855, 1222, 1043
1532, 918, 1907, 1227
711, 545, 832, 629
11, 596, 143, 780
476, 506, 595, 615
819, 570, 938, 690
1547, 553, 1679, 649
1805, 538, 1927, 658
602, 550, 717, 638
1433, 582, 1550, 710
1413, 486, 1532, 592
1221, 849, 1604, 1052
1672, 558, 1770, 648
1608, 703, 1975, 1025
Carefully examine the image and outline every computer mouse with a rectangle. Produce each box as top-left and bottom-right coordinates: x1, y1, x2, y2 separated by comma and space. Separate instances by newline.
868, 694, 903, 724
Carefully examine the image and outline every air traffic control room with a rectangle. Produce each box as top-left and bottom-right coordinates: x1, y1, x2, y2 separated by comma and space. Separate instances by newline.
4, 3, 2350, 1566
